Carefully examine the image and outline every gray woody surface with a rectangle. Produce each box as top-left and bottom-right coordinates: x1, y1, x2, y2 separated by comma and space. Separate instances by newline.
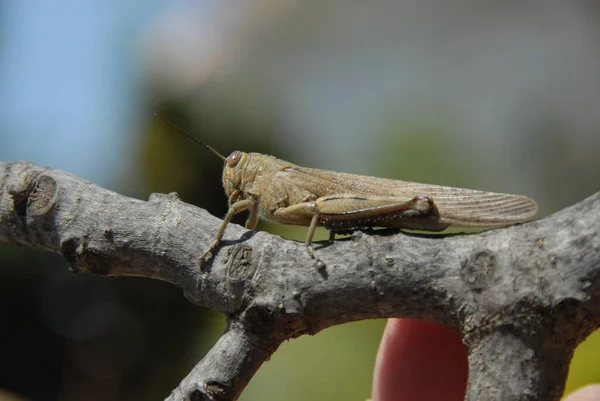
0, 160, 599, 401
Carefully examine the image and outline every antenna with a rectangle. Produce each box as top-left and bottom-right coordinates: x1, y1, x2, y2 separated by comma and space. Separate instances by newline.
153, 113, 227, 162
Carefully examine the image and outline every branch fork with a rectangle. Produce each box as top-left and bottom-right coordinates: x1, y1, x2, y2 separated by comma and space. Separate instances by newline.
1, 161, 599, 401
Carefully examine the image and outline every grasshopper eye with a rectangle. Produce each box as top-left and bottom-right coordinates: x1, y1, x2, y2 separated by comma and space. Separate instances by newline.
227, 151, 242, 167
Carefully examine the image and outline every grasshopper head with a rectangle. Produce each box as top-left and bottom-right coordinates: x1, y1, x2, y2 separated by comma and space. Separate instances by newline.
222, 151, 248, 198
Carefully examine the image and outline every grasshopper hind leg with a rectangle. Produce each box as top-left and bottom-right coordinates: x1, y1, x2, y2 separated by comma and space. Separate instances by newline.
322, 194, 441, 233
273, 194, 441, 270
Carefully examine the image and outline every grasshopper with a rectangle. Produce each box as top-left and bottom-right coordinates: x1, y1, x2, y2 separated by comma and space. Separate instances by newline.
155, 114, 538, 269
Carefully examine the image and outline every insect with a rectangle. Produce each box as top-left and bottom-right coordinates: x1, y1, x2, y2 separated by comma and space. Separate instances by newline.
154, 114, 538, 269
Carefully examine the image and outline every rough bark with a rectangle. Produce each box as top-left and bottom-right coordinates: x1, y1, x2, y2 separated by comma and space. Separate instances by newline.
1, 160, 599, 401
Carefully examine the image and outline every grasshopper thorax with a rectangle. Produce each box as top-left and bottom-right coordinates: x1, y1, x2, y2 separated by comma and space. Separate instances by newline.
222, 151, 249, 198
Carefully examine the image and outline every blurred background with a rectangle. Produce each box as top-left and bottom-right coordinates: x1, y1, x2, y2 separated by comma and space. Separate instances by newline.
1, 0, 599, 400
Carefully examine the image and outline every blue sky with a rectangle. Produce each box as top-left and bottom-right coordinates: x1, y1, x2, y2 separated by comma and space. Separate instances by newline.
0, 0, 168, 186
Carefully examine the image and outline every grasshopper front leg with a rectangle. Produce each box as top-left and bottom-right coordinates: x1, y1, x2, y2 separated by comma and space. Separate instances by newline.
199, 198, 257, 266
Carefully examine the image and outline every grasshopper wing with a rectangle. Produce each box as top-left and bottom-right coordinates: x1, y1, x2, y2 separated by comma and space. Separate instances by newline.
279, 166, 538, 229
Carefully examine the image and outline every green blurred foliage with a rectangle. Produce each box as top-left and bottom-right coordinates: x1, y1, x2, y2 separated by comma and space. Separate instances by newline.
565, 330, 600, 396
373, 112, 474, 188
241, 320, 386, 401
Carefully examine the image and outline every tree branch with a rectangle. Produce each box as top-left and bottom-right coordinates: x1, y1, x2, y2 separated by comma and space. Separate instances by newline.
1, 161, 599, 401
